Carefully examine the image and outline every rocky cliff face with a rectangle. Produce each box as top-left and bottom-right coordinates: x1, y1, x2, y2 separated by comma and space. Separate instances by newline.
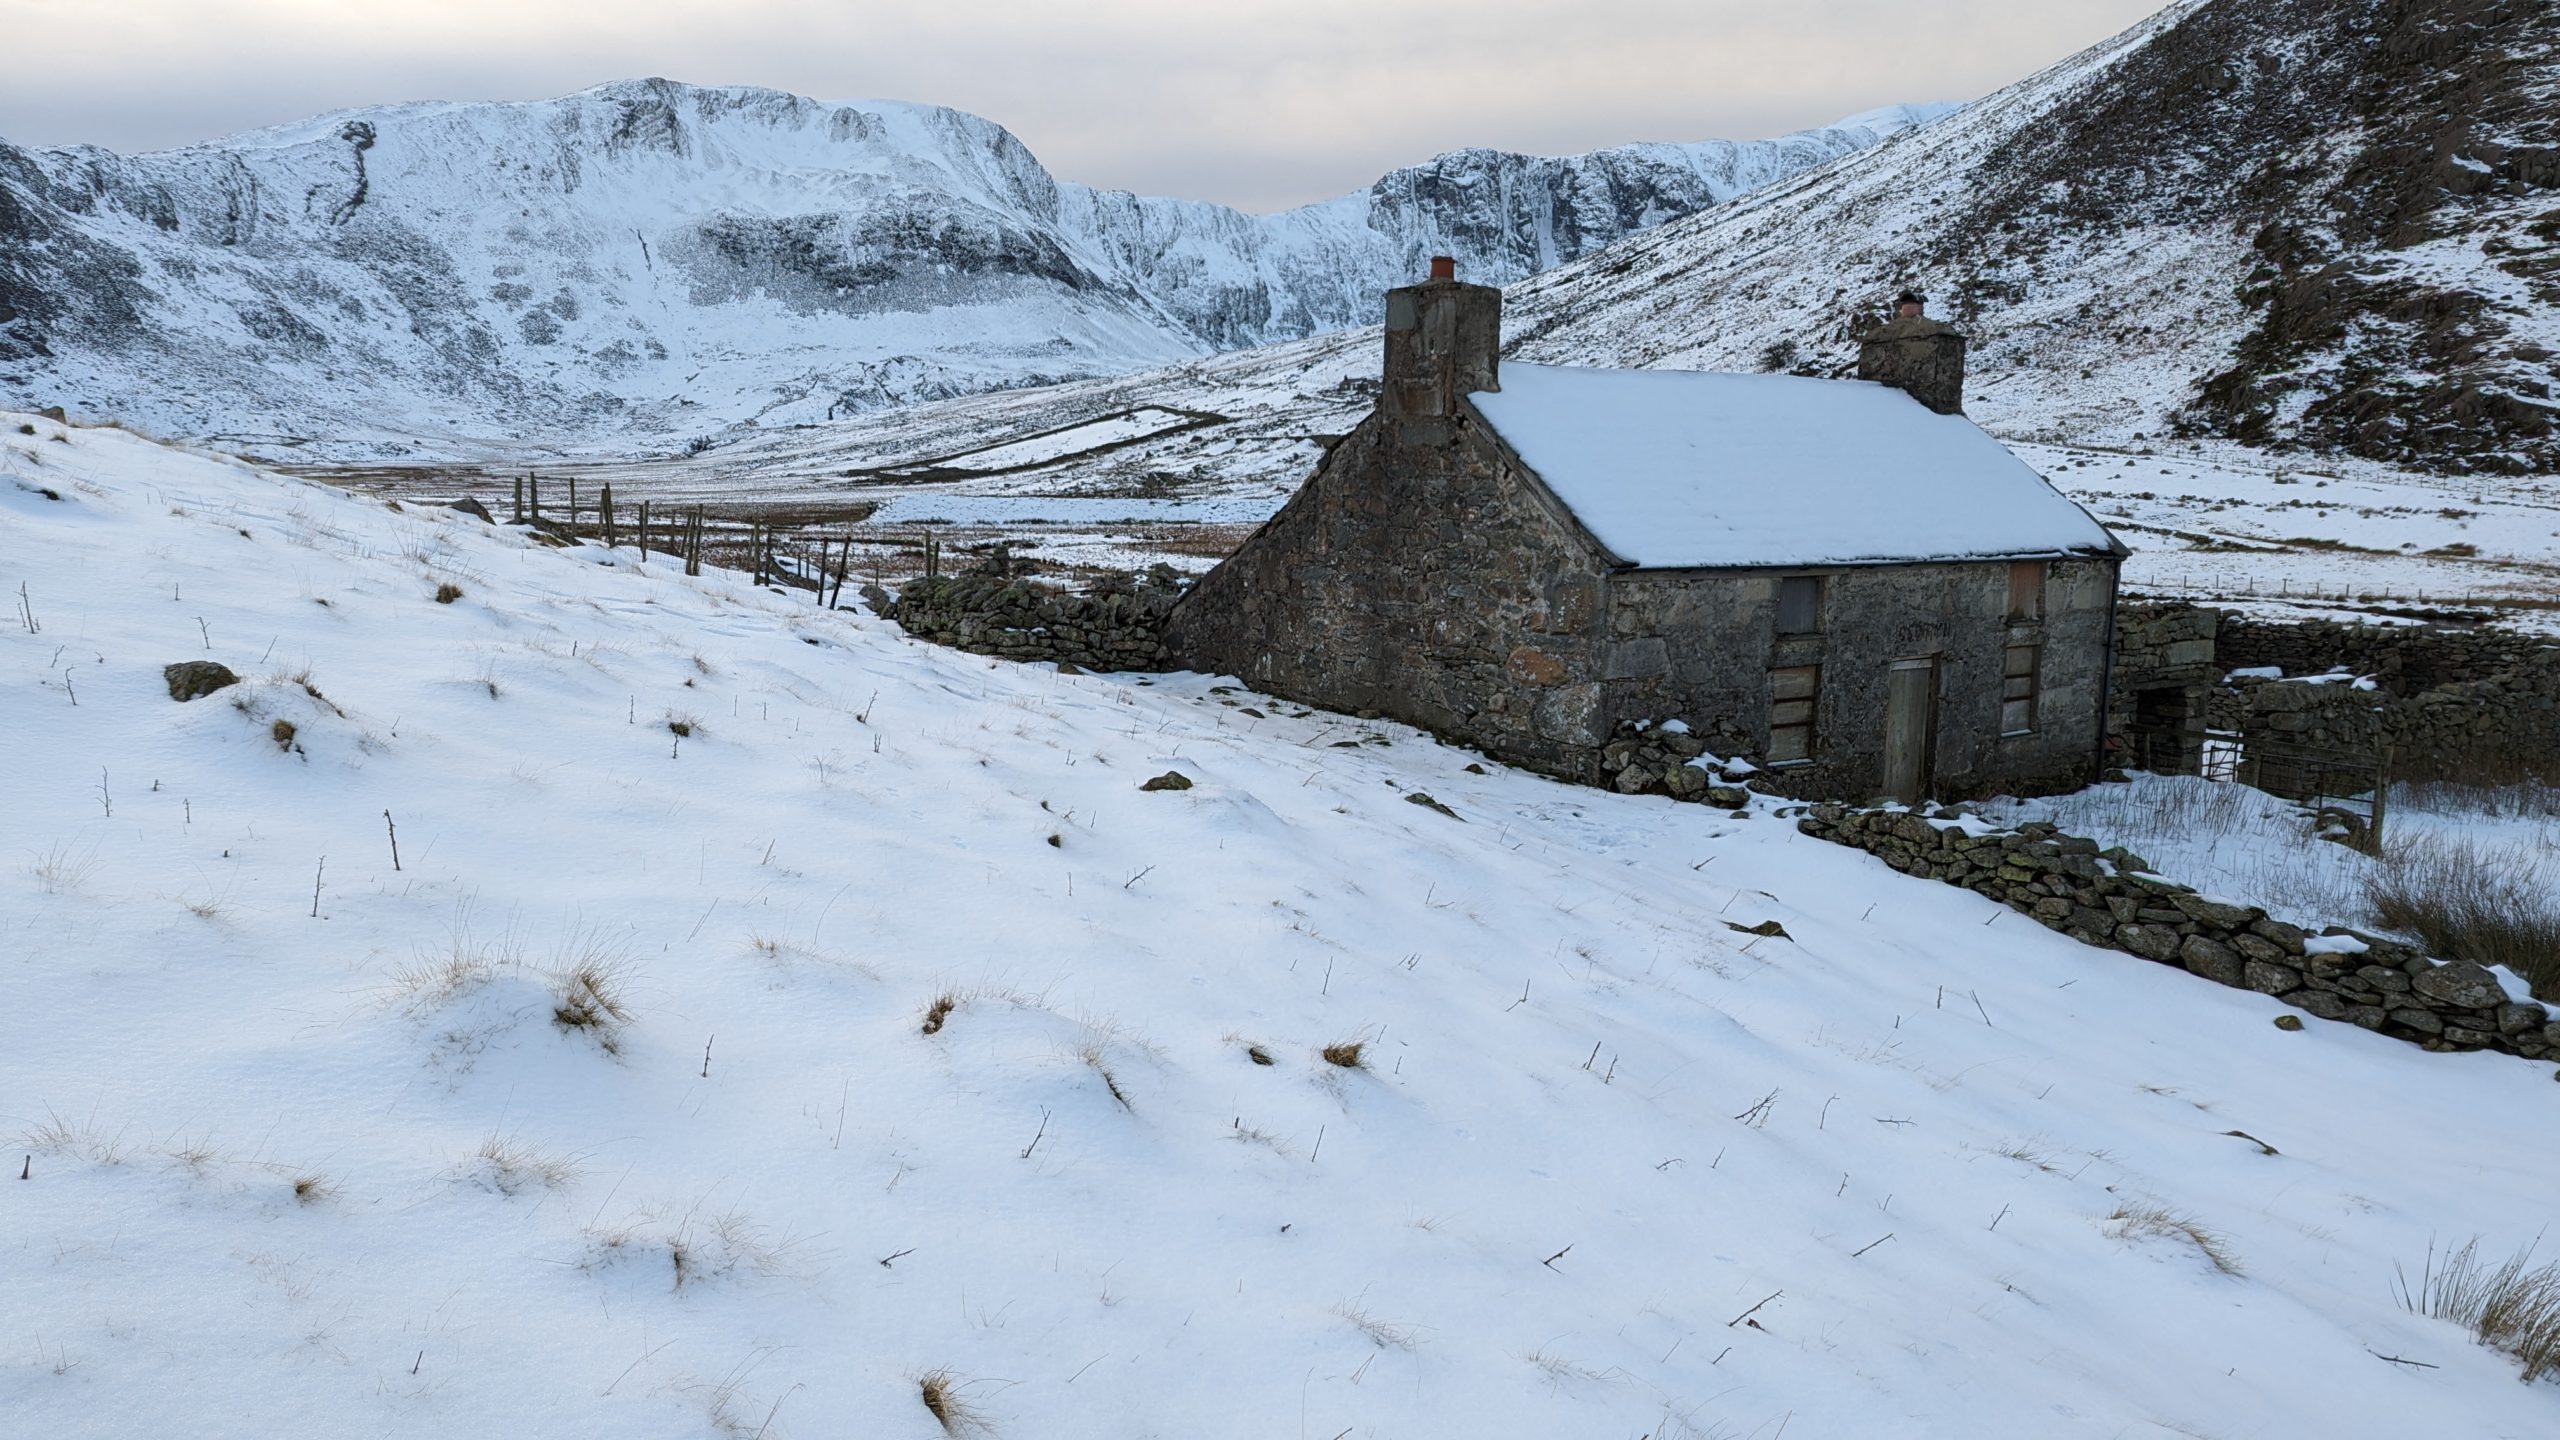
0, 80, 1932, 455
1503, 0, 2560, 476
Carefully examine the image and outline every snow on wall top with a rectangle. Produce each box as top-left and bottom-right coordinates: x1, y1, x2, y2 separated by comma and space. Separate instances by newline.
1468, 364, 2123, 570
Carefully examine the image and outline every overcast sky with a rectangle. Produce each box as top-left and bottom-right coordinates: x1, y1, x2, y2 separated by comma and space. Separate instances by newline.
3, 0, 2170, 212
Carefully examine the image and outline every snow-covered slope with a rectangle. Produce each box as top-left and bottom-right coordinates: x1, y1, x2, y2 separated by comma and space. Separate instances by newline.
9, 416, 2559, 1437
0, 81, 1937, 456
1498, 0, 2560, 476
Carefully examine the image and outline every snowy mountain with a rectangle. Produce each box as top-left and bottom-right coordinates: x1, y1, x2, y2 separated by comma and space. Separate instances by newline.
11, 412, 2560, 1438
1497, 0, 2560, 476
0, 80, 1940, 454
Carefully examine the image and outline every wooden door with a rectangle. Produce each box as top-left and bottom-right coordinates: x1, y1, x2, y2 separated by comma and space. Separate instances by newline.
1881, 658, 1939, 805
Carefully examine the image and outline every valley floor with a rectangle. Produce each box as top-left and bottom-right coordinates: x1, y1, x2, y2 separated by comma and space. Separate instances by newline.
6, 415, 2559, 1438
281, 337, 2560, 632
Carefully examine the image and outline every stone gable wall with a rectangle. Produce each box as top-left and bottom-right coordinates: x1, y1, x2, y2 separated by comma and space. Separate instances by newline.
1799, 805, 2558, 1062
1160, 411, 1621, 780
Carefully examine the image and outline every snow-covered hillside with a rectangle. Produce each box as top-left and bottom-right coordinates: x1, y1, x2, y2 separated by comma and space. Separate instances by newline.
9, 418, 2559, 1437
1496, 0, 2560, 476
0, 81, 1937, 456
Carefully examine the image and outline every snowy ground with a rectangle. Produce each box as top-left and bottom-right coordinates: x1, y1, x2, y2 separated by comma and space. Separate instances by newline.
8, 415, 2560, 1438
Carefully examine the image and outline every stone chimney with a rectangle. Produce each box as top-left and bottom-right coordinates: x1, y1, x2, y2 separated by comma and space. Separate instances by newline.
1381, 256, 1501, 420
1857, 291, 1966, 415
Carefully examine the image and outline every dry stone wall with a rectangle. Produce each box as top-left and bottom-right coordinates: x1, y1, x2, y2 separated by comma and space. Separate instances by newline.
1798, 805, 2558, 1063
884, 567, 1182, 671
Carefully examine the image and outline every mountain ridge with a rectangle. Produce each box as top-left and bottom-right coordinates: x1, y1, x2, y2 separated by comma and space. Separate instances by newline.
0, 79, 1943, 454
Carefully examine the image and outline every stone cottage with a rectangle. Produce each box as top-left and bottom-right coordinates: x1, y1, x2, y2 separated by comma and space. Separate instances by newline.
1162, 263, 2130, 803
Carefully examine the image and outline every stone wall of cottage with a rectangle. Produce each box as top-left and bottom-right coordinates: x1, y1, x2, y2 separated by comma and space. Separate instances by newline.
1602, 557, 2117, 802
1160, 411, 1622, 780
1798, 805, 2559, 1062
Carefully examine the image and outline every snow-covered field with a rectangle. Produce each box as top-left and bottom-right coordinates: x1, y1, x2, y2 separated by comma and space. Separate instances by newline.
8, 415, 2560, 1438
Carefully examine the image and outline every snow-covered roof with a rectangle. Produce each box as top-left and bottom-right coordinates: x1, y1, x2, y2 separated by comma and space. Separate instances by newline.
1467, 364, 2122, 569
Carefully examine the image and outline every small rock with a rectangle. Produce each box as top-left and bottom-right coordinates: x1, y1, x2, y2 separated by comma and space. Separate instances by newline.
2410, 960, 2505, 1012
1056, 661, 1084, 675
2272, 1014, 2305, 1032
2180, 934, 2247, 988
163, 660, 240, 702
1404, 791, 1460, 819
2171, 893, 2263, 929
449, 496, 494, 522
1725, 919, 1791, 940
1139, 771, 1193, 792
1704, 786, 1750, 809
2243, 961, 2302, 996
2118, 923, 2182, 963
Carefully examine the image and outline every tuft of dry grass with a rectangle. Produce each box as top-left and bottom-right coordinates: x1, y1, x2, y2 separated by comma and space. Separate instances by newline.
289, 1172, 339, 1206
2108, 1202, 2244, 1277
665, 714, 699, 739
166, 1137, 225, 1178
465, 1134, 582, 1196
550, 946, 636, 1052
270, 718, 299, 751
1078, 1043, 1132, 1110
921, 993, 958, 1035
275, 668, 344, 717
1336, 1303, 1423, 1351
29, 841, 100, 895
2397, 1238, 2560, 1382
917, 1369, 993, 1437
22, 1109, 126, 1165
586, 1206, 805, 1290
2365, 832, 2560, 1001
1320, 1039, 1367, 1069
434, 581, 464, 604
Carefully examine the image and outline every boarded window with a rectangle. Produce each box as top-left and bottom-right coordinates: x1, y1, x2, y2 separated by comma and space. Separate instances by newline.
1776, 576, 1823, 635
1769, 664, 1820, 762
2001, 644, 2039, 734
2007, 560, 2045, 621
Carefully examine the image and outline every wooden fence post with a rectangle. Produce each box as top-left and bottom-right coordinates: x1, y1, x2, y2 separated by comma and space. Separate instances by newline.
602, 484, 615, 548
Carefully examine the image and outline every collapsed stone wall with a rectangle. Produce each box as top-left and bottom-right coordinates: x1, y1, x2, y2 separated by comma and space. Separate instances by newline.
1598, 722, 1756, 806
1798, 805, 2558, 1063
883, 566, 1182, 671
